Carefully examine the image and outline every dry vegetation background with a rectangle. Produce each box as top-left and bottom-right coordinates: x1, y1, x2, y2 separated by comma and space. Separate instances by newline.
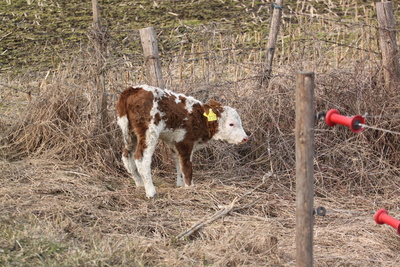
1, 0, 400, 266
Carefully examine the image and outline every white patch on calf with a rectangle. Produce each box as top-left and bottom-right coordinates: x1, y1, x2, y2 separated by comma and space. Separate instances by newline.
142, 84, 165, 99
150, 100, 160, 117
145, 118, 165, 147
184, 96, 201, 113
117, 115, 130, 146
159, 128, 187, 144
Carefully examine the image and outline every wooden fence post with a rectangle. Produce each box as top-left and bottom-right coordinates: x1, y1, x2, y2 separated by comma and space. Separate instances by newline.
92, 0, 101, 31
92, 0, 109, 133
139, 27, 164, 89
295, 71, 315, 267
376, 1, 400, 91
263, 0, 284, 82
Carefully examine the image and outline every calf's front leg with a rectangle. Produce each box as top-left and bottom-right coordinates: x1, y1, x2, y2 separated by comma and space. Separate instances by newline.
175, 143, 194, 187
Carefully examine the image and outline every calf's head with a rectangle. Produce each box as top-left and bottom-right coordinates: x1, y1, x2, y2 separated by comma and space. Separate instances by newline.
203, 100, 248, 144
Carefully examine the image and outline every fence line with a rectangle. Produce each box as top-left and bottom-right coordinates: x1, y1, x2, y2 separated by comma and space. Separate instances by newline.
2, 9, 393, 75
159, 39, 379, 64
1, 4, 396, 127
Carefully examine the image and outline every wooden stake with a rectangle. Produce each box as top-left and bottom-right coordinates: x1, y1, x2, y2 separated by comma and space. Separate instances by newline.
91, 0, 109, 134
264, 0, 284, 80
139, 27, 164, 89
376, 1, 400, 91
295, 71, 315, 267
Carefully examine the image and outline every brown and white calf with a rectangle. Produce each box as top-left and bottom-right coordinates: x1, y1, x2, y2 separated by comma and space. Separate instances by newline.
116, 85, 248, 198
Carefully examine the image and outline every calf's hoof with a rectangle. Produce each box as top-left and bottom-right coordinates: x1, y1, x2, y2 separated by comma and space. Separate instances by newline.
145, 186, 157, 199
176, 181, 185, 187
146, 193, 157, 200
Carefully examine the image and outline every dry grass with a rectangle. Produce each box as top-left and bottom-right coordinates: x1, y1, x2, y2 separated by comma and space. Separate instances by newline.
0, 157, 399, 266
1, 20, 400, 267
2, 65, 400, 266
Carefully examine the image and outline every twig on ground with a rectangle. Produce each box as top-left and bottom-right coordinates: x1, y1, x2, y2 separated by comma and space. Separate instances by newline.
177, 173, 271, 240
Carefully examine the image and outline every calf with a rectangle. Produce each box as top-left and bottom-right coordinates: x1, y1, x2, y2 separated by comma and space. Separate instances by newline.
116, 85, 248, 198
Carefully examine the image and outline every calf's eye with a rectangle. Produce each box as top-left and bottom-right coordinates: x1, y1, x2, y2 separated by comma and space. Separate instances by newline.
229, 123, 234, 127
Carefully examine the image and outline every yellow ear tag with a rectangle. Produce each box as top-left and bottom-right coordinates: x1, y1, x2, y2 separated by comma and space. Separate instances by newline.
203, 110, 218, 121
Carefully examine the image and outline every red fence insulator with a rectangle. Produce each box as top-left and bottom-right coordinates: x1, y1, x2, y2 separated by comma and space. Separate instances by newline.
374, 209, 400, 235
325, 109, 365, 133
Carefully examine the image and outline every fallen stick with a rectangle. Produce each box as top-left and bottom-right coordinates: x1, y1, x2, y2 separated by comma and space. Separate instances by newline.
176, 173, 271, 240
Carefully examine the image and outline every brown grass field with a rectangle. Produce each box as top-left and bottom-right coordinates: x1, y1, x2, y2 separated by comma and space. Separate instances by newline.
1, 1, 400, 266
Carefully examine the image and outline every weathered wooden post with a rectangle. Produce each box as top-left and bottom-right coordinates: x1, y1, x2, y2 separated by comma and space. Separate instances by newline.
376, 1, 400, 91
92, 0, 109, 132
263, 0, 284, 82
295, 71, 315, 267
92, 0, 101, 31
139, 27, 164, 89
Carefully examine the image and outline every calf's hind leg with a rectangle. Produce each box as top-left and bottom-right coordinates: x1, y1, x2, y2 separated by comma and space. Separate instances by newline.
118, 115, 144, 187
121, 138, 144, 187
134, 132, 158, 198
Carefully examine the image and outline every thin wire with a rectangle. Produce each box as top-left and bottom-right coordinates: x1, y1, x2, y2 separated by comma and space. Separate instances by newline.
364, 114, 400, 118
360, 123, 400, 136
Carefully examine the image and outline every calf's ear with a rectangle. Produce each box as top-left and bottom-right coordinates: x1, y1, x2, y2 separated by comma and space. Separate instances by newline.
203, 100, 224, 121
202, 104, 219, 122
203, 100, 222, 114
209, 99, 222, 108
209, 99, 224, 115
202, 104, 212, 115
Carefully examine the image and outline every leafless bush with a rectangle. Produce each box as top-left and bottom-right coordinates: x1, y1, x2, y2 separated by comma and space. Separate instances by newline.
0, 70, 122, 174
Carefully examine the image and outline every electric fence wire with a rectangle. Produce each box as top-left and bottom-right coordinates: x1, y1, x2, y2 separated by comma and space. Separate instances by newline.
360, 123, 400, 136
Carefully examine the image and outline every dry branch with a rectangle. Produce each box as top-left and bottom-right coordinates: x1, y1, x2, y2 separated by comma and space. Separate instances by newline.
177, 174, 271, 240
